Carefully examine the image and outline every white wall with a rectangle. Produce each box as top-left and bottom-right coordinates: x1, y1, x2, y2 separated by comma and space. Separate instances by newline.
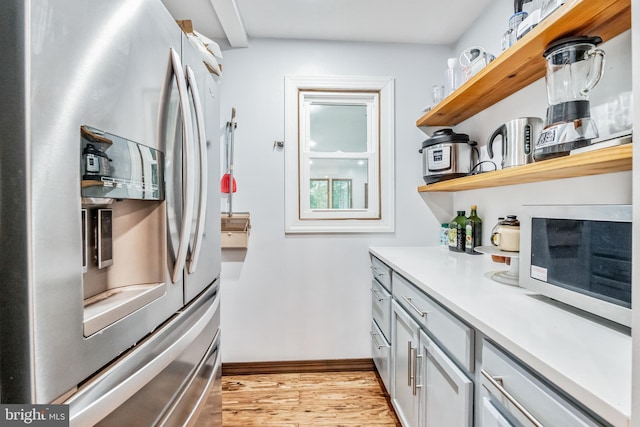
219, 38, 450, 362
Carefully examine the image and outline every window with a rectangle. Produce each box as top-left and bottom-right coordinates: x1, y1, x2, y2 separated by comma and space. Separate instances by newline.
285, 76, 394, 233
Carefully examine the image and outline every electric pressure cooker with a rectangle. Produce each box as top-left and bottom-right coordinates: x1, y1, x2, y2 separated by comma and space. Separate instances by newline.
419, 129, 477, 184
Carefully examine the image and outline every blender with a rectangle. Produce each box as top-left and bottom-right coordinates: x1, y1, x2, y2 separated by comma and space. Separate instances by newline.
534, 36, 605, 160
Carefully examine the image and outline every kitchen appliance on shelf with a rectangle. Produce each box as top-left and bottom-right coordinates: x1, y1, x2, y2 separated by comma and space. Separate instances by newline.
419, 129, 478, 184
459, 46, 495, 81
534, 36, 605, 160
0, 1, 222, 425
487, 117, 543, 168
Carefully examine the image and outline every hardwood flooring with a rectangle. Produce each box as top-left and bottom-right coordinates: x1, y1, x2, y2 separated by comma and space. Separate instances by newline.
197, 370, 400, 426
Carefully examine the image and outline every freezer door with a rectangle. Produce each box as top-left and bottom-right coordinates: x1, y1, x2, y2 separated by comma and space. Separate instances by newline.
0, 0, 187, 404
182, 37, 222, 304
67, 283, 221, 426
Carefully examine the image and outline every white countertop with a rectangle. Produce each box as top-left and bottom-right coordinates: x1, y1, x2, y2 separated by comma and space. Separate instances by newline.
369, 246, 631, 427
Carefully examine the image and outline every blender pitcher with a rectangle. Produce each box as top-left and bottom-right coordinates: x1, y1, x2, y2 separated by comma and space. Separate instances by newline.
544, 36, 604, 105
535, 36, 605, 160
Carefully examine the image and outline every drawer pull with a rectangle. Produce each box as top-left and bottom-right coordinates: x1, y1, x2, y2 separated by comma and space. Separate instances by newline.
401, 295, 428, 317
412, 347, 423, 396
407, 341, 413, 386
370, 331, 389, 349
370, 288, 385, 302
481, 370, 543, 427
370, 265, 386, 278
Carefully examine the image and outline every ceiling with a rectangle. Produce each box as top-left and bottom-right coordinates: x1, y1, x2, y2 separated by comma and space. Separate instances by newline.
161, 0, 492, 48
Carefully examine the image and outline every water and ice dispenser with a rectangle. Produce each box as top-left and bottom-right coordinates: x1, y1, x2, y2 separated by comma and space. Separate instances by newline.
80, 125, 167, 336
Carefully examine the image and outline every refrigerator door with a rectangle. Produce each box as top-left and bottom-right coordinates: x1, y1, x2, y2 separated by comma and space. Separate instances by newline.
0, 0, 191, 404
182, 38, 222, 304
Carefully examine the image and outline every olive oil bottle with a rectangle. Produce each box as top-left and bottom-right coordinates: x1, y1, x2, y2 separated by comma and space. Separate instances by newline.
449, 210, 466, 252
465, 205, 482, 255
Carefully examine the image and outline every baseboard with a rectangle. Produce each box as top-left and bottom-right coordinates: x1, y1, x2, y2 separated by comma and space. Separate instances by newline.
222, 358, 375, 376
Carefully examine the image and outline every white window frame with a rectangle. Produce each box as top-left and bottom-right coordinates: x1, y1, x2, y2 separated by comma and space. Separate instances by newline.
284, 75, 395, 233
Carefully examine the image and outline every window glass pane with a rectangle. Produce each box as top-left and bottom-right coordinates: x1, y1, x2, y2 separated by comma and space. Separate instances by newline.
309, 179, 329, 209
332, 179, 352, 209
310, 159, 368, 209
309, 104, 367, 152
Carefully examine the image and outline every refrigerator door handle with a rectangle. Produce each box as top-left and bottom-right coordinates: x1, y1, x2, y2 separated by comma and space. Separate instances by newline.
68, 291, 220, 426
169, 47, 196, 284
185, 65, 208, 275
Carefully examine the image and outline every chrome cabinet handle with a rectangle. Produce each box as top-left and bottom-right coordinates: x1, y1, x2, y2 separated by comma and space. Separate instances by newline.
481, 370, 543, 427
401, 295, 428, 318
412, 347, 423, 396
185, 65, 208, 275
169, 48, 195, 284
370, 288, 385, 302
407, 341, 413, 386
369, 265, 386, 277
370, 331, 388, 350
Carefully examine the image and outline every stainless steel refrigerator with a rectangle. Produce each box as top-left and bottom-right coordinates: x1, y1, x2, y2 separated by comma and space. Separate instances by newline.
0, 0, 222, 425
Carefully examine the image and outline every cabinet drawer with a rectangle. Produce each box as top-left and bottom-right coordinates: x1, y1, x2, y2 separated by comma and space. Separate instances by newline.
371, 279, 391, 342
370, 319, 391, 393
370, 255, 391, 292
481, 340, 603, 427
393, 272, 474, 373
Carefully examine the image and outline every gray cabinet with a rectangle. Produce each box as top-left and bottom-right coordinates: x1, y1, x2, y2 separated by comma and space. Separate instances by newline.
393, 272, 474, 373
389, 276, 474, 427
371, 319, 391, 391
370, 255, 392, 393
371, 278, 392, 344
419, 330, 473, 427
369, 248, 624, 427
392, 300, 420, 427
480, 340, 605, 427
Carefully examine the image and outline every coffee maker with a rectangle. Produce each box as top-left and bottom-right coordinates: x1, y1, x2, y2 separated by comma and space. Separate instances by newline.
534, 36, 605, 160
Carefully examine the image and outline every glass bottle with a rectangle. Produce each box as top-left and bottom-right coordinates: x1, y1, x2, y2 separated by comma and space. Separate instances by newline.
440, 223, 449, 247
449, 210, 466, 252
444, 57, 463, 96
465, 205, 483, 254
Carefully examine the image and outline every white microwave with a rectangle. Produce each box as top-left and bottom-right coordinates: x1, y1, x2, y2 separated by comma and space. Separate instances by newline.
520, 204, 632, 327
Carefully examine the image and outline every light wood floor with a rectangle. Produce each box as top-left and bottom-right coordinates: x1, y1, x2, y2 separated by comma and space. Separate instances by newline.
197, 371, 400, 426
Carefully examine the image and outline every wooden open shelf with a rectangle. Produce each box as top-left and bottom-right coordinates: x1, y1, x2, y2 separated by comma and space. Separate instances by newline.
416, 0, 631, 128
417, 144, 632, 192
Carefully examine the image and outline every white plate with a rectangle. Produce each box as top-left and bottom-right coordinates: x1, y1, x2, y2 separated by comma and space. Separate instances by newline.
474, 245, 520, 258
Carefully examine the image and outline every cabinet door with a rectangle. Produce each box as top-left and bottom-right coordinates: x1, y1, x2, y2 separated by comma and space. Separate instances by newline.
392, 300, 420, 427
480, 396, 514, 427
419, 330, 473, 427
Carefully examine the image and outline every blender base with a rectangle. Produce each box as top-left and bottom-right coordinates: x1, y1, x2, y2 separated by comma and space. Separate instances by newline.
534, 117, 598, 160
